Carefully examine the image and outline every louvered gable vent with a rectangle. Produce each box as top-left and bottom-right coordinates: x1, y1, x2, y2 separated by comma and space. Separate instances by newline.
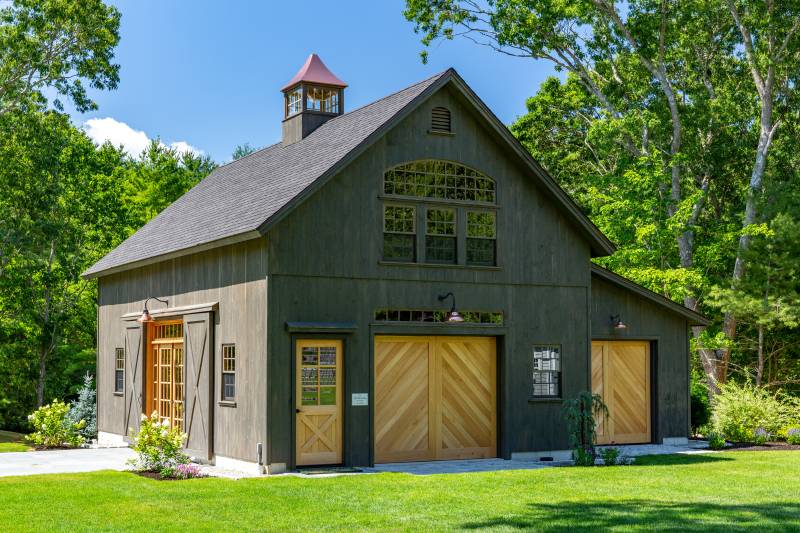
431, 106, 451, 133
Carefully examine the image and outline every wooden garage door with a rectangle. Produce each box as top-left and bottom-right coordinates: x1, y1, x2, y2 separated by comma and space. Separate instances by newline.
374, 336, 496, 463
592, 341, 651, 445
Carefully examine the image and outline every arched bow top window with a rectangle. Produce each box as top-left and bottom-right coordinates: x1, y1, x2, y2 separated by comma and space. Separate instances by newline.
383, 160, 496, 204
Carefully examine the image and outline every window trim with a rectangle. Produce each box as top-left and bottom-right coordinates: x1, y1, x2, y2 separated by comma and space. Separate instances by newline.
221, 344, 236, 403
114, 347, 125, 395
531, 344, 561, 399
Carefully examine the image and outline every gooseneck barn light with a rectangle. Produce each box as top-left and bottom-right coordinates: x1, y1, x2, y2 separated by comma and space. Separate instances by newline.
610, 314, 628, 330
136, 297, 169, 323
438, 292, 465, 323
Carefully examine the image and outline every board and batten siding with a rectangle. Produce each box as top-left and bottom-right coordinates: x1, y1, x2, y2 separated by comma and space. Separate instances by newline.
590, 274, 691, 441
96, 237, 268, 462
265, 85, 594, 466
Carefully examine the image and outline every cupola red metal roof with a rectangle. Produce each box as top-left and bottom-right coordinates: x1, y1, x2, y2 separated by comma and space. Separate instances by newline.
282, 54, 347, 91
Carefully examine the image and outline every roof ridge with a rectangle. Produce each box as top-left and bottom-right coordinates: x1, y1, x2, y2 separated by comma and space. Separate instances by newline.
212, 71, 448, 171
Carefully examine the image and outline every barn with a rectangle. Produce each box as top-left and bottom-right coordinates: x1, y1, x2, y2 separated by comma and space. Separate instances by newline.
84, 55, 708, 474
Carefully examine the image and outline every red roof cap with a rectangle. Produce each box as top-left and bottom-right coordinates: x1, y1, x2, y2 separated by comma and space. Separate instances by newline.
282, 54, 347, 91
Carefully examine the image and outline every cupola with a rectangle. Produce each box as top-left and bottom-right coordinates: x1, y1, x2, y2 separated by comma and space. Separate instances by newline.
281, 54, 347, 145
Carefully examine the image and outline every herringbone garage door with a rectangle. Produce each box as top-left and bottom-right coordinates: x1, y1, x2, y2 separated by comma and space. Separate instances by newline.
374, 336, 497, 463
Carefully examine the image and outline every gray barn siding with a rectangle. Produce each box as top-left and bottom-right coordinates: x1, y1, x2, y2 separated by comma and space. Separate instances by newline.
96, 238, 268, 462
590, 274, 690, 441
266, 86, 593, 466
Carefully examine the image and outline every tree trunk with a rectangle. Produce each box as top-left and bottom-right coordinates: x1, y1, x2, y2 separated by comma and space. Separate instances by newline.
36, 343, 47, 407
756, 324, 765, 387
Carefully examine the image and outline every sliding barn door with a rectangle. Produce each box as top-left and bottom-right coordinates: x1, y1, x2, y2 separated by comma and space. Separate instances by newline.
184, 312, 213, 460
592, 341, 651, 445
374, 336, 496, 463
123, 324, 143, 436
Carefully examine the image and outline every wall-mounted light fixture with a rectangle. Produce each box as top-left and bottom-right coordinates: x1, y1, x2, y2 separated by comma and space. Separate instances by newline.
438, 292, 465, 323
136, 296, 169, 323
610, 314, 627, 330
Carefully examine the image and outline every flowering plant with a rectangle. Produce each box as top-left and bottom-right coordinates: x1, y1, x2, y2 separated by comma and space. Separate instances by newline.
27, 400, 85, 448
127, 412, 188, 472
787, 428, 800, 445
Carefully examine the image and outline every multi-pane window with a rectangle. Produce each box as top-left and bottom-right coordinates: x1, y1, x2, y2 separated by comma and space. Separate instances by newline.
383, 205, 416, 262
222, 344, 236, 402
114, 348, 124, 393
426, 208, 456, 264
532, 345, 561, 398
286, 86, 302, 117
383, 160, 495, 203
467, 211, 497, 266
306, 86, 339, 113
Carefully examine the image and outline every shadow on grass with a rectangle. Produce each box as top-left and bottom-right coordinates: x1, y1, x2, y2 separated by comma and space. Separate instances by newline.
630, 453, 733, 466
462, 500, 800, 532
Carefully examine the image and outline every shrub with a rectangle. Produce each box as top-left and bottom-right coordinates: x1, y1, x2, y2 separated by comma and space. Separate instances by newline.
753, 427, 770, 445
599, 447, 621, 466
128, 412, 188, 473
563, 391, 608, 466
711, 381, 791, 442
27, 400, 85, 448
786, 428, 800, 445
707, 430, 726, 450
67, 373, 96, 441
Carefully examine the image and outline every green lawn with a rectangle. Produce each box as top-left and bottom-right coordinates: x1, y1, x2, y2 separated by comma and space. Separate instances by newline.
0, 430, 31, 453
0, 452, 798, 532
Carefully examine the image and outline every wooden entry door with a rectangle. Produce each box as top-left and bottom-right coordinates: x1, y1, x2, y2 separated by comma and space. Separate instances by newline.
374, 336, 496, 463
295, 340, 343, 466
592, 341, 651, 445
147, 321, 185, 431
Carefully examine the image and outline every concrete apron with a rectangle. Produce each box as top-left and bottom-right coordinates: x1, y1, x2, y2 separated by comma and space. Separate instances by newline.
0, 441, 710, 478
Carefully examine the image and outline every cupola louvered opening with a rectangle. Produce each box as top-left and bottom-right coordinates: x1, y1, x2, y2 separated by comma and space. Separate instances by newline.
431, 106, 452, 133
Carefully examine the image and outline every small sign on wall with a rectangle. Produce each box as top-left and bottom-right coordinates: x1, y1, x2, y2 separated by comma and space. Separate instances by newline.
351, 393, 369, 406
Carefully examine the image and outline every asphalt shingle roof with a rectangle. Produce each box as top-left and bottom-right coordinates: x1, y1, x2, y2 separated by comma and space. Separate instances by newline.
84, 72, 446, 277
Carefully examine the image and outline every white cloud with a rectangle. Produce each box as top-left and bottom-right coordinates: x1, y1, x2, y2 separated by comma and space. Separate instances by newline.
82, 117, 204, 158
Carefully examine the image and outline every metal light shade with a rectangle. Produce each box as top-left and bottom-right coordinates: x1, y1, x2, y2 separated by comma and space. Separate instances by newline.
136, 308, 154, 323
438, 292, 463, 323
611, 314, 627, 330
446, 310, 465, 323
137, 296, 169, 324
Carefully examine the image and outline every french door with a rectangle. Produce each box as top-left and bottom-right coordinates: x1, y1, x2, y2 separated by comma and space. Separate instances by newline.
147, 321, 185, 431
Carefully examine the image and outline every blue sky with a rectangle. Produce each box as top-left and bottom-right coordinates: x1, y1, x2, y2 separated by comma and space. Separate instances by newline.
74, 0, 557, 162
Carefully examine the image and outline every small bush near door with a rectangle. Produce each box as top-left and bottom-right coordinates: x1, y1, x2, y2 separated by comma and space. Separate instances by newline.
127, 412, 204, 479
563, 391, 608, 466
27, 400, 85, 448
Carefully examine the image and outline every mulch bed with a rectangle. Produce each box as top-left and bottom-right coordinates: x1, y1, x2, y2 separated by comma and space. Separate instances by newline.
133, 471, 189, 481
725, 442, 800, 452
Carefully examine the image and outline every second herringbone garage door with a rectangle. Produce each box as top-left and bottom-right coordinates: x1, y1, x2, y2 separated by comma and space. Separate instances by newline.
374, 336, 497, 463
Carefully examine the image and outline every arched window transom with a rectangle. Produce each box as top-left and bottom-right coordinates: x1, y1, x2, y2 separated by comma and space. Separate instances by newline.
383, 160, 495, 204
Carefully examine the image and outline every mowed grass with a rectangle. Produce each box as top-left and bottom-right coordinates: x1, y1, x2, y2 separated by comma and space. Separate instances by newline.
0, 452, 798, 532
0, 430, 31, 453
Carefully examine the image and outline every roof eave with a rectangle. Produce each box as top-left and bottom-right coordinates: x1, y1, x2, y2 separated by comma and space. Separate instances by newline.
81, 230, 263, 280
591, 264, 710, 326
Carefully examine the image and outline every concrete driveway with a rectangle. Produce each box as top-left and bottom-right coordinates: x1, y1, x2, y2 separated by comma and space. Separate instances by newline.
0, 447, 135, 477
